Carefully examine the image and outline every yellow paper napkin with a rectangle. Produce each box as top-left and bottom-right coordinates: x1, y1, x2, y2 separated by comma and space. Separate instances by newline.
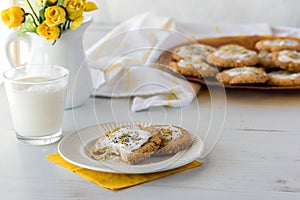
47, 153, 203, 190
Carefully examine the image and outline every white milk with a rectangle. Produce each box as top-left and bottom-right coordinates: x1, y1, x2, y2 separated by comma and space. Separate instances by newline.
6, 76, 67, 137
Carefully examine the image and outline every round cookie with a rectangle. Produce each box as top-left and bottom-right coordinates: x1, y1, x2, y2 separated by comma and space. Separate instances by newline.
150, 124, 191, 155
271, 50, 300, 72
207, 44, 259, 68
92, 124, 162, 164
255, 39, 300, 52
258, 51, 277, 68
168, 59, 219, 77
216, 66, 269, 85
172, 43, 216, 61
267, 71, 300, 86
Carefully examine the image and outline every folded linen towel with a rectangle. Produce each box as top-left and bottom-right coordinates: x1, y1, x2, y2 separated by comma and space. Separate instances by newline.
86, 12, 201, 112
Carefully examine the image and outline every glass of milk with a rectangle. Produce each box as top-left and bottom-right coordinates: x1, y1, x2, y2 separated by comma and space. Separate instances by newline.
3, 65, 69, 145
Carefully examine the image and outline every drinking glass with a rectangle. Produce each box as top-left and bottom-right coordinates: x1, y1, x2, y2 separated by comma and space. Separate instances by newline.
3, 65, 69, 145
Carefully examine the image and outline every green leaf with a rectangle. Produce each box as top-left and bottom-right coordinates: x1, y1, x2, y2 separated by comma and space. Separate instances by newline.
17, 19, 37, 36
57, 0, 65, 6
39, 8, 45, 23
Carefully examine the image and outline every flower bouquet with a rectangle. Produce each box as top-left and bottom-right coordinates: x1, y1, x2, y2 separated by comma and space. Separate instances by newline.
1, 0, 98, 42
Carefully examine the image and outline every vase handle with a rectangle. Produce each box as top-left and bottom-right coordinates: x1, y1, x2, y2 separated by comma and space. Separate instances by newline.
5, 32, 32, 68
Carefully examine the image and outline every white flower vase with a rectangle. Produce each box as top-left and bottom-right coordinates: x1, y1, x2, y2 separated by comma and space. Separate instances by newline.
5, 16, 93, 109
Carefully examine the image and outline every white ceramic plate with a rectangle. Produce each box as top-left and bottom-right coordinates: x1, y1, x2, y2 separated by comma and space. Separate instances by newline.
58, 122, 204, 174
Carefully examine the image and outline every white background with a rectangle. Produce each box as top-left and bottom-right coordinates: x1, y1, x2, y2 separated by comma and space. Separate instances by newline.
87, 0, 300, 49
91, 0, 300, 27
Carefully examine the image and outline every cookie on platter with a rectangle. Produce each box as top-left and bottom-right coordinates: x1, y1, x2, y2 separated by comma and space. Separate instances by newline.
271, 50, 300, 72
257, 51, 277, 68
207, 44, 259, 68
255, 39, 300, 52
267, 71, 300, 86
168, 59, 219, 77
172, 43, 216, 61
216, 66, 269, 85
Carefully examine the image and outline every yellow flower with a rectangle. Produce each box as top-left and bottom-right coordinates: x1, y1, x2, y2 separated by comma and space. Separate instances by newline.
36, 22, 61, 41
64, 0, 86, 20
45, 6, 66, 26
70, 15, 83, 30
48, 0, 58, 3
37, 0, 57, 6
1, 6, 25, 28
85, 2, 98, 12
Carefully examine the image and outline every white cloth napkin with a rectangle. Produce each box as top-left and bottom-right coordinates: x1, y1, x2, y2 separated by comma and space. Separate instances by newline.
86, 12, 201, 112
86, 12, 298, 112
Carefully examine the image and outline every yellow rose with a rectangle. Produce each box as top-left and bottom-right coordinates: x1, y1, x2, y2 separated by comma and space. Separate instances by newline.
85, 2, 98, 12
64, 0, 86, 20
45, 6, 66, 26
48, 0, 58, 3
36, 22, 61, 41
37, 0, 57, 6
70, 16, 83, 30
1, 6, 25, 28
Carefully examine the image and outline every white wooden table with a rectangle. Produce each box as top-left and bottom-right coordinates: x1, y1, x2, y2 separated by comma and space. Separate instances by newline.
1, 81, 300, 199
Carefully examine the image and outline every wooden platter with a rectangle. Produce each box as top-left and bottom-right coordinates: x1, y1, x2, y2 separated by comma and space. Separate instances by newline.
157, 35, 300, 90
